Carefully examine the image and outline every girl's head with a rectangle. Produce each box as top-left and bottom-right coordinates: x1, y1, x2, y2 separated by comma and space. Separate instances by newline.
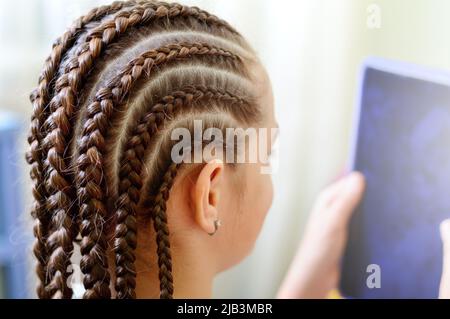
27, 0, 276, 299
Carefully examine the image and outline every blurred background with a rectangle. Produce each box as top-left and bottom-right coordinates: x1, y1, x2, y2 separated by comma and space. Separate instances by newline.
0, 0, 449, 298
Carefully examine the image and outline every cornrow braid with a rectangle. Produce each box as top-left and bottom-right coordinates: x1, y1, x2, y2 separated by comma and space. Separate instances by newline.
29, 0, 262, 299
151, 162, 179, 299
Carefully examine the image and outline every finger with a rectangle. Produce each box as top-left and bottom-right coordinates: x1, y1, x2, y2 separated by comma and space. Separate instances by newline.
316, 172, 361, 209
328, 172, 365, 225
439, 219, 450, 299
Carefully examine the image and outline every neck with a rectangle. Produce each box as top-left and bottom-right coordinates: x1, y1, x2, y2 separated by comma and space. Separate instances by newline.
171, 257, 215, 298
135, 234, 216, 299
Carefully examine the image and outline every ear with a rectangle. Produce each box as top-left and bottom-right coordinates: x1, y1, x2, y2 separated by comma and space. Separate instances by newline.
191, 159, 224, 235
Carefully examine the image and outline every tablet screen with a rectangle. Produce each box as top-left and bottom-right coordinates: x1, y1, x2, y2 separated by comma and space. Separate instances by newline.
340, 63, 450, 298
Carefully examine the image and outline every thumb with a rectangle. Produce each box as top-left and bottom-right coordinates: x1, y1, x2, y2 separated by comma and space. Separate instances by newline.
328, 172, 365, 226
439, 219, 450, 299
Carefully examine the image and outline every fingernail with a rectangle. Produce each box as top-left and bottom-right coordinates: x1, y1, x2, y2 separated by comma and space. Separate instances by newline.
441, 220, 450, 239
344, 172, 361, 190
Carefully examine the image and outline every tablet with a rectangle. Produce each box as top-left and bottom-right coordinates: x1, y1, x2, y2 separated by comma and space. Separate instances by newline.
339, 57, 450, 299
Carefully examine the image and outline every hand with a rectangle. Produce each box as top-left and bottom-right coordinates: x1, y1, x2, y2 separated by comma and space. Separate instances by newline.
439, 219, 450, 299
277, 172, 365, 298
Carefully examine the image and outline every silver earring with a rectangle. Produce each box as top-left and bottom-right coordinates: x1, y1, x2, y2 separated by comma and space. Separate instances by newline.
208, 219, 221, 236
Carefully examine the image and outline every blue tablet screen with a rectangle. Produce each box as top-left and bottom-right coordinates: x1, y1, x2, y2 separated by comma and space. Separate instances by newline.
340, 65, 450, 298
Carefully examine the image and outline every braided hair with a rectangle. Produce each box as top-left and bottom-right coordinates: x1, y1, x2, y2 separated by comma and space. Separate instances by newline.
27, 0, 262, 299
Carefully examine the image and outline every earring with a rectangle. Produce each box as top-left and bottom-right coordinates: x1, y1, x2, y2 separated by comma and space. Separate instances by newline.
208, 219, 221, 236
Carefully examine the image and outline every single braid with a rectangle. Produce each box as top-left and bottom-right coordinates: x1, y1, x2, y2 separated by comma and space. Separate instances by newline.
152, 162, 179, 299
27, 0, 138, 299
84, 2, 237, 46
113, 109, 164, 299
77, 43, 238, 299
